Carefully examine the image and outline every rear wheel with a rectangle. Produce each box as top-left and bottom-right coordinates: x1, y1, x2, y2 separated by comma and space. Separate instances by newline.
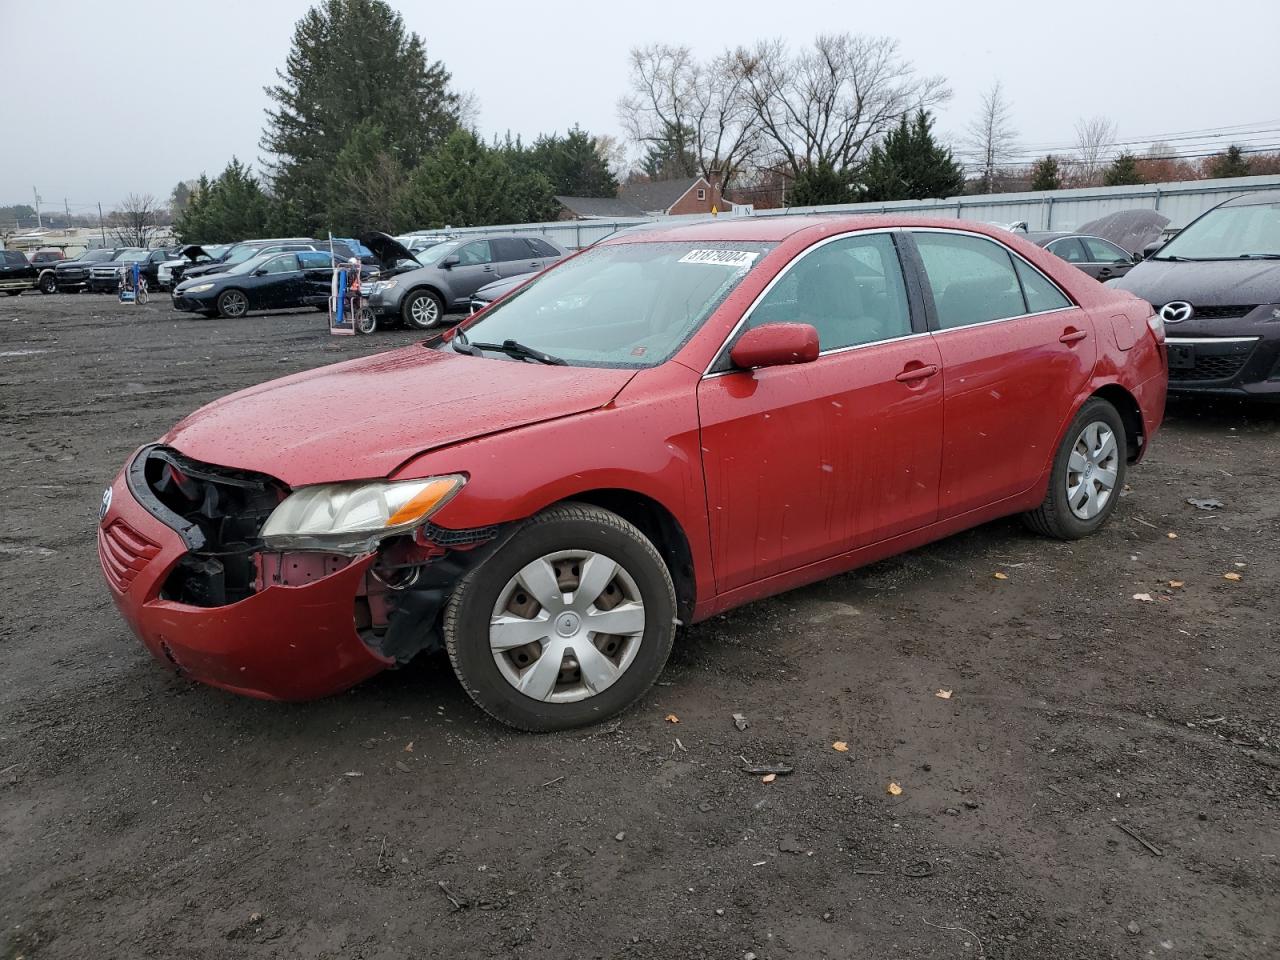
38, 274, 56, 294
215, 289, 248, 318
402, 289, 443, 329
444, 503, 678, 731
1024, 398, 1127, 540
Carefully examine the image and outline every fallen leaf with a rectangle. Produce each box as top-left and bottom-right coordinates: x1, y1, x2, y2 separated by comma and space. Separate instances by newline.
403, 741, 414, 753
1167, 532, 1178, 539
887, 782, 903, 796
1223, 572, 1242, 582
1168, 580, 1184, 589
993, 572, 1009, 581
664, 713, 680, 724
1132, 593, 1154, 602
832, 741, 849, 752
762, 773, 777, 784
732, 712, 748, 731
935, 689, 953, 700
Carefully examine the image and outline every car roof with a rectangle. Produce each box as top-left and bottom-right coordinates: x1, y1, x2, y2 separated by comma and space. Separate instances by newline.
1219, 189, 1280, 208
599, 214, 1028, 245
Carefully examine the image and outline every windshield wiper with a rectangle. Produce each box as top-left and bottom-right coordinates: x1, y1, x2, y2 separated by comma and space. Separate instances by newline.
460, 335, 566, 365
1238, 253, 1280, 260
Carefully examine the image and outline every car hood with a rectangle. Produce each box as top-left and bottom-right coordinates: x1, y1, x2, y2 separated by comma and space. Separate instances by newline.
474, 274, 528, 301
1112, 259, 1280, 306
163, 345, 637, 486
361, 232, 421, 271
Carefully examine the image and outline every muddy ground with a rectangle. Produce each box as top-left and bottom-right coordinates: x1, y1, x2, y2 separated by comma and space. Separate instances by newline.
0, 290, 1276, 960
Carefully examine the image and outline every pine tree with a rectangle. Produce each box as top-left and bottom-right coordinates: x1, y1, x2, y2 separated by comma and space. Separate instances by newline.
174, 160, 273, 243
261, 0, 459, 232
325, 119, 407, 235
1205, 144, 1251, 179
1030, 155, 1063, 191
399, 130, 555, 229
787, 162, 856, 206
1103, 152, 1144, 186
530, 126, 619, 197
639, 123, 699, 181
858, 110, 965, 201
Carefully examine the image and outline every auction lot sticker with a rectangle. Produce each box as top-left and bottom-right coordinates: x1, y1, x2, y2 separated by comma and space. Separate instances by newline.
678, 249, 760, 268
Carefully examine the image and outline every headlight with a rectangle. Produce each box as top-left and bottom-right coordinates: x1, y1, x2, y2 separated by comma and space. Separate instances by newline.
185, 282, 215, 293
373, 279, 398, 293
260, 474, 465, 552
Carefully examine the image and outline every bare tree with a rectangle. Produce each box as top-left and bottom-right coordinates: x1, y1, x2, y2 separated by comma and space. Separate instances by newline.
731, 34, 949, 181
592, 133, 631, 180
455, 90, 481, 130
965, 81, 1019, 193
109, 193, 161, 247
618, 44, 760, 190
1074, 115, 1118, 185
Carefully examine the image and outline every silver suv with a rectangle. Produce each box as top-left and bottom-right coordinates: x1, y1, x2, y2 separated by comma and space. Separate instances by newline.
365, 234, 564, 329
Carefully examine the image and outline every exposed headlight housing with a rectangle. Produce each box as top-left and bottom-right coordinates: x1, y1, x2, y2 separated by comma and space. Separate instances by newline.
185, 282, 215, 293
260, 474, 465, 553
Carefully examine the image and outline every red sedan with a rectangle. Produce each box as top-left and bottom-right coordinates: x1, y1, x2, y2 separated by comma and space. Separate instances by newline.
99, 215, 1167, 730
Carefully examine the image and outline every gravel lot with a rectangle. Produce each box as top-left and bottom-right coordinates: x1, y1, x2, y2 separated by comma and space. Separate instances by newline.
1, 290, 1277, 960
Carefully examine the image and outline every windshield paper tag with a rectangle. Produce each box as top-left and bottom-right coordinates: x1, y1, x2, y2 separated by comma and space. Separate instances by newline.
678, 249, 759, 268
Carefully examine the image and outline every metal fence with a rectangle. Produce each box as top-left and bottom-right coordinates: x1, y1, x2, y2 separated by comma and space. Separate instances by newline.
436, 173, 1280, 249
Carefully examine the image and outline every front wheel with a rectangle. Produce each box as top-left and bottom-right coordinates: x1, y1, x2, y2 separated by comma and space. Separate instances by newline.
444, 503, 678, 732
1024, 398, 1127, 540
215, 289, 248, 319
39, 274, 56, 294
402, 289, 443, 330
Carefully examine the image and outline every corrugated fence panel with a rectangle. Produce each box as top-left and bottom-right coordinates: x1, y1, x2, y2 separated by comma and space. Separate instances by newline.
431, 175, 1280, 246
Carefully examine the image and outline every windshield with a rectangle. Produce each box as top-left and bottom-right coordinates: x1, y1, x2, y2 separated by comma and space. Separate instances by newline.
418, 240, 464, 265
1156, 199, 1280, 259
204, 244, 230, 259
458, 241, 775, 368
223, 244, 265, 265
115, 250, 149, 263
80, 249, 116, 263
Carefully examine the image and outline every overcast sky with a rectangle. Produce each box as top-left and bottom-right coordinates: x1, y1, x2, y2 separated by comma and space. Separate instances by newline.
2, 0, 1278, 212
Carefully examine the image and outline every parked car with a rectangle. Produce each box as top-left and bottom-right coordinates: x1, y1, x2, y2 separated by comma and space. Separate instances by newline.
1027, 233, 1140, 281
1111, 189, 1280, 398
394, 232, 455, 256
87, 248, 171, 293
157, 244, 229, 291
51, 247, 125, 292
0, 249, 38, 296
29, 249, 65, 269
469, 273, 531, 313
176, 238, 363, 286
100, 215, 1166, 730
365, 234, 565, 329
171, 249, 373, 318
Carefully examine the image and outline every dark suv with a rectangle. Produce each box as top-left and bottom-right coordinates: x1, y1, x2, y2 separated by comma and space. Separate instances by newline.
52, 248, 126, 292
88, 248, 172, 293
0, 250, 38, 296
1111, 190, 1280, 399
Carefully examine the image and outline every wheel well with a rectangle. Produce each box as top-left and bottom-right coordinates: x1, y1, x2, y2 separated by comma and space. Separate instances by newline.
1091, 384, 1144, 462
563, 490, 696, 624
407, 285, 445, 306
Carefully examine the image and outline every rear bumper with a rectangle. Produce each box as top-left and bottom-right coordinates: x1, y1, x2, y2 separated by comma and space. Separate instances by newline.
98, 464, 392, 700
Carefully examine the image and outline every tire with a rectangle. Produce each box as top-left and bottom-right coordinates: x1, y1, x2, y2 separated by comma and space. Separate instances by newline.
444, 502, 678, 732
401, 289, 443, 329
39, 275, 56, 294
215, 289, 248, 319
1024, 398, 1127, 540
355, 307, 377, 335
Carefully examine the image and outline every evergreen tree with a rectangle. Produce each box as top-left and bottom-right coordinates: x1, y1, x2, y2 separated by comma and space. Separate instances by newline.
261, 0, 459, 232
325, 119, 407, 235
787, 162, 857, 206
1205, 144, 1251, 179
858, 110, 965, 201
639, 123, 699, 180
1030, 155, 1063, 191
174, 160, 273, 243
530, 126, 619, 197
399, 130, 555, 229
1103, 152, 1144, 186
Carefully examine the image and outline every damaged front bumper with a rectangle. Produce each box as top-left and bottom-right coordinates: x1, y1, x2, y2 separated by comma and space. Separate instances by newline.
98, 446, 497, 700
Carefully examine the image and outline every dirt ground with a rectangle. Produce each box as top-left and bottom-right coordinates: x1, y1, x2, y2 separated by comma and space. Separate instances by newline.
1, 290, 1277, 960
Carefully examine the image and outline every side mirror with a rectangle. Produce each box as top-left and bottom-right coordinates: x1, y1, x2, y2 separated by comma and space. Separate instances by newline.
442, 255, 460, 269
1140, 242, 1161, 261
729, 322, 820, 370
253, 268, 268, 276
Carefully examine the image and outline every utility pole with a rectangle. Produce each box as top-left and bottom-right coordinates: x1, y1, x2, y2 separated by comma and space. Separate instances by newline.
32, 187, 42, 228
98, 202, 107, 246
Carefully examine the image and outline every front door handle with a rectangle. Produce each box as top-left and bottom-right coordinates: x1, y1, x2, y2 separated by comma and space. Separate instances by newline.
895, 362, 939, 383
482, 265, 494, 272
1059, 328, 1088, 344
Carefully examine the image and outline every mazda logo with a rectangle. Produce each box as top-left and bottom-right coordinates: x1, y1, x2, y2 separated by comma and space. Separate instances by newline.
1160, 301, 1194, 324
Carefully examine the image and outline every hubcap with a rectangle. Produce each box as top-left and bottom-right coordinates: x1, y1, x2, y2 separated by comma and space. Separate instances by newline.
489, 550, 645, 703
223, 292, 246, 317
411, 295, 438, 326
1066, 421, 1119, 520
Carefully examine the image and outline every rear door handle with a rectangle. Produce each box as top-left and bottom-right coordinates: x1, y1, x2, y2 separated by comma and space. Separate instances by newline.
895, 363, 939, 383
1059, 328, 1088, 344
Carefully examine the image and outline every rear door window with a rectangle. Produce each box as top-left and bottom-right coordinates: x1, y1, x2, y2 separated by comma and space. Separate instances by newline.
492, 238, 531, 262
457, 241, 493, 265
1082, 237, 1131, 263
913, 232, 1027, 330
527, 238, 560, 257
1047, 237, 1090, 263
298, 251, 333, 270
